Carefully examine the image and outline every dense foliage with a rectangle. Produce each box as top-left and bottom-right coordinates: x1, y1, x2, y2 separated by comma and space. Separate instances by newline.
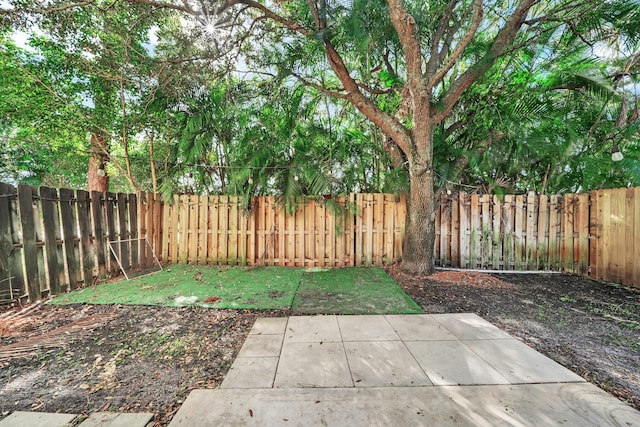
1, 0, 637, 196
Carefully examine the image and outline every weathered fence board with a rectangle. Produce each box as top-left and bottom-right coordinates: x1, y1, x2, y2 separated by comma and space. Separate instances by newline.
40, 187, 61, 295
0, 182, 150, 302
433, 191, 593, 275
0, 183, 24, 301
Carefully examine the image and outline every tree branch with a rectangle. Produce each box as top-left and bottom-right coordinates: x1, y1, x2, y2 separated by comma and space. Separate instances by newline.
433, 0, 539, 124
426, 0, 483, 90
233, 0, 313, 36
290, 72, 348, 99
321, 40, 412, 156
387, 0, 423, 89
426, 0, 458, 77
0, 0, 95, 15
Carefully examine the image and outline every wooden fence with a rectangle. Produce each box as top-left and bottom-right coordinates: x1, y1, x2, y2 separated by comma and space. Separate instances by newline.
2, 181, 639, 303
0, 182, 162, 303
159, 193, 405, 267
589, 187, 640, 287
434, 193, 590, 273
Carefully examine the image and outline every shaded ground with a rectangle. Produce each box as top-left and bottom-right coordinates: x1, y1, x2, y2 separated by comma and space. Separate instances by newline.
386, 267, 640, 411
0, 268, 638, 426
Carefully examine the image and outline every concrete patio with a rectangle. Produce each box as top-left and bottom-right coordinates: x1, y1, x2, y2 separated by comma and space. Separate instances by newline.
170, 313, 640, 426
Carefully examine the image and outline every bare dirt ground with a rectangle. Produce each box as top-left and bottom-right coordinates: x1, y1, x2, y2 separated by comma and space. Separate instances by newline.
0, 305, 287, 425
1, 270, 639, 426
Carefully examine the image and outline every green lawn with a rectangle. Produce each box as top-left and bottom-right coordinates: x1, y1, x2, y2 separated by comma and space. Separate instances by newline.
49, 265, 423, 314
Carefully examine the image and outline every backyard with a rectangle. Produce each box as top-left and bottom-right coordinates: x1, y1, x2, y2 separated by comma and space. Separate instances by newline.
0, 267, 639, 426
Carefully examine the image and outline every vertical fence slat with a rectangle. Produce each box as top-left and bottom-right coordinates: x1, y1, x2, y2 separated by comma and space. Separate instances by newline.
513, 195, 524, 270
589, 190, 599, 279
536, 196, 548, 270
469, 194, 480, 269
161, 195, 170, 264
383, 194, 394, 264
373, 194, 384, 265
91, 192, 107, 278
502, 195, 514, 270
117, 193, 129, 271
0, 183, 12, 295
0, 183, 25, 299
492, 195, 502, 270
525, 193, 537, 269
59, 188, 81, 290
458, 193, 469, 269
198, 195, 208, 264
613, 189, 626, 282
137, 193, 147, 267
18, 185, 40, 300
177, 194, 187, 264
622, 189, 634, 284
40, 187, 61, 295
209, 196, 219, 264
129, 193, 139, 270
267, 196, 276, 265
317, 200, 327, 267
223, 196, 231, 264
562, 195, 573, 273
440, 196, 450, 267
481, 195, 491, 268
633, 187, 640, 287
105, 192, 119, 273
228, 196, 239, 264
601, 190, 612, 282
451, 195, 460, 267
278, 203, 286, 266
285, 204, 295, 266
239, 201, 248, 266
77, 190, 95, 285
167, 196, 177, 264
364, 194, 374, 265
187, 195, 199, 263
548, 195, 560, 270
295, 199, 304, 266
303, 198, 313, 266
577, 193, 589, 275
145, 192, 156, 267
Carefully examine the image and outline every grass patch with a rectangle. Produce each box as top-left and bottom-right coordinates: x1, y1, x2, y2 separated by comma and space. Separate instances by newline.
292, 267, 423, 315
49, 265, 422, 314
49, 264, 304, 310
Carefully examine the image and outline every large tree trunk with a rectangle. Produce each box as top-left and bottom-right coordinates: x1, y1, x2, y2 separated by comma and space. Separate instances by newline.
402, 165, 437, 275
400, 112, 436, 275
88, 132, 109, 193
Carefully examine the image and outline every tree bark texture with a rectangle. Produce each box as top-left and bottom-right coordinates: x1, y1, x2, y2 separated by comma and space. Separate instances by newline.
87, 132, 109, 193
